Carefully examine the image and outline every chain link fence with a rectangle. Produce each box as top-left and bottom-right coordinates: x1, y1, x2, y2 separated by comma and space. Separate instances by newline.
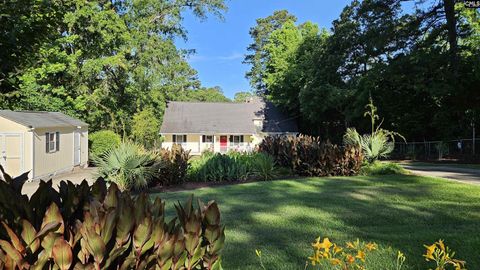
391, 138, 480, 161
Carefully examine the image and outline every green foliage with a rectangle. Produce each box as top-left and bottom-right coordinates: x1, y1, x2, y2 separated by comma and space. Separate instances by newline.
185, 86, 231, 102
189, 152, 277, 182
359, 161, 407, 176
244, 10, 297, 93
93, 142, 161, 191
0, 167, 225, 269
259, 135, 363, 177
251, 153, 277, 181
344, 128, 395, 163
89, 130, 122, 161
131, 108, 162, 149
233, 91, 255, 103
189, 152, 250, 182
155, 144, 191, 187
246, 4, 480, 141
1, 0, 227, 136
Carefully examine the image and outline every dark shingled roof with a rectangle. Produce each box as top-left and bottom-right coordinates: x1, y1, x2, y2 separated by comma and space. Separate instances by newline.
160, 99, 298, 134
0, 110, 88, 129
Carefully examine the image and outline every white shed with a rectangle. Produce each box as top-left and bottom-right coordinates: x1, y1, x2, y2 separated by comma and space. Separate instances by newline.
0, 110, 88, 179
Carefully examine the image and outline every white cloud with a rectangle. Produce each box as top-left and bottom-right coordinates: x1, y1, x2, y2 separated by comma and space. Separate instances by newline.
217, 52, 244, 61
186, 52, 244, 63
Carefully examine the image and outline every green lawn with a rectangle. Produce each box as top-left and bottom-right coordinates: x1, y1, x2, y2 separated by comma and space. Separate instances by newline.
153, 175, 480, 269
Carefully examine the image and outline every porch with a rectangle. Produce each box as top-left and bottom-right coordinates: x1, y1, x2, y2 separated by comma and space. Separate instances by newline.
161, 134, 256, 155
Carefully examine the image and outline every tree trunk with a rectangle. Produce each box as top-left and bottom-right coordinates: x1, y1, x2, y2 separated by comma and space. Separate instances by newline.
443, 0, 458, 78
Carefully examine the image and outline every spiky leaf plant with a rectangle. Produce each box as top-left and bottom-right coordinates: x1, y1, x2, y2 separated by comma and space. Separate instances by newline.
0, 166, 225, 270
343, 98, 405, 163
93, 142, 162, 191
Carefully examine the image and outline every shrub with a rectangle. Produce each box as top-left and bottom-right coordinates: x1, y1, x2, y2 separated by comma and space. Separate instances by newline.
259, 135, 363, 177
89, 130, 121, 161
0, 166, 225, 270
189, 152, 250, 182
344, 128, 396, 163
359, 161, 407, 176
93, 142, 161, 191
252, 153, 277, 181
154, 144, 190, 186
131, 108, 162, 149
343, 98, 404, 163
188, 152, 278, 182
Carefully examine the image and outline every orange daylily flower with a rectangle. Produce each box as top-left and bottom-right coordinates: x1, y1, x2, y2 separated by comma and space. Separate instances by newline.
437, 239, 445, 251
313, 237, 333, 250
365, 242, 377, 251
356, 250, 366, 262
346, 241, 355, 249
346, 254, 356, 264
423, 243, 436, 260
333, 243, 343, 254
330, 258, 342, 265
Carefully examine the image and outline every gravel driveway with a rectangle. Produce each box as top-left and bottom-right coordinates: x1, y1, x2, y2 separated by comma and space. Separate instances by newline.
22, 167, 97, 197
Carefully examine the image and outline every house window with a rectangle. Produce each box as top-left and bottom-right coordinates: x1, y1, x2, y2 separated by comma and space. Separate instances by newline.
229, 135, 244, 145
46, 132, 60, 153
202, 135, 214, 143
172, 134, 187, 144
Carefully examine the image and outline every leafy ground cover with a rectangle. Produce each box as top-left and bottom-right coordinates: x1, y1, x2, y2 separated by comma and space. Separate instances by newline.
153, 175, 480, 269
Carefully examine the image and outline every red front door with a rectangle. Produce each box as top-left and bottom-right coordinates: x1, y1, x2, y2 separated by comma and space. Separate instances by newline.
220, 136, 228, 151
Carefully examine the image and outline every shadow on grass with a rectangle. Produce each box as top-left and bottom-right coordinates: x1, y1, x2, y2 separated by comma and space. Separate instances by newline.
152, 175, 480, 269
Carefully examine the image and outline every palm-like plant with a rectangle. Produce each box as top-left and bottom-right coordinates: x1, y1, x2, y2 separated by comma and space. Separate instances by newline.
93, 142, 162, 191
344, 98, 404, 163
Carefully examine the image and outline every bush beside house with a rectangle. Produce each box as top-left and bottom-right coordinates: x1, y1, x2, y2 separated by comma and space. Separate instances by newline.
188, 151, 278, 182
259, 135, 364, 177
88, 130, 122, 161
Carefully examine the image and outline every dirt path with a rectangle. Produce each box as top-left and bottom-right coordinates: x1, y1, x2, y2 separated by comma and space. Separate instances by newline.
402, 164, 480, 185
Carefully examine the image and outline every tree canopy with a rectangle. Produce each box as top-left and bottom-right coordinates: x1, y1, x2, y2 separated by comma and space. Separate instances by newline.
246, 1, 480, 142
0, 0, 228, 137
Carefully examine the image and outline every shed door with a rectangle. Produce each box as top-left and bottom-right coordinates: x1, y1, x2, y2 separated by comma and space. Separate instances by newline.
74, 132, 81, 166
0, 133, 23, 177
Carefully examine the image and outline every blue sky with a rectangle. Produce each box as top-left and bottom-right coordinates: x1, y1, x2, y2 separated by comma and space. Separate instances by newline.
176, 0, 352, 99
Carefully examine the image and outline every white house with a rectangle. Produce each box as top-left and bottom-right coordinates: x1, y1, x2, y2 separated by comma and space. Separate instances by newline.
160, 98, 298, 155
0, 110, 89, 179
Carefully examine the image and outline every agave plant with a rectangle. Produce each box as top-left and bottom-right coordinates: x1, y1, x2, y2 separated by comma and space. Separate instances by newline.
93, 142, 162, 191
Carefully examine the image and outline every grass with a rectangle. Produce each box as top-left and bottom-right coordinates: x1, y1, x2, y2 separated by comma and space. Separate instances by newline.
360, 161, 407, 175
152, 175, 480, 269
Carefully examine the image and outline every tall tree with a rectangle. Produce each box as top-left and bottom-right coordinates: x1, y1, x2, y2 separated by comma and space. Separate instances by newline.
0, 0, 69, 97
1, 0, 227, 137
233, 91, 255, 102
185, 86, 230, 102
244, 10, 296, 94
250, 2, 479, 141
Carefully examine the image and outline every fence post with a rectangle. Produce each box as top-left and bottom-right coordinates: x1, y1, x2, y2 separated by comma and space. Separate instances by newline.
473, 122, 476, 155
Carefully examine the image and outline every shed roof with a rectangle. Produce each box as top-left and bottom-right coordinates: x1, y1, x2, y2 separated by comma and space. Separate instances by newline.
0, 110, 88, 129
160, 98, 298, 134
